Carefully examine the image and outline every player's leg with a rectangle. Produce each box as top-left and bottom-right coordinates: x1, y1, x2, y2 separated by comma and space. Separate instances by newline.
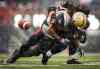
20, 44, 42, 57
42, 41, 67, 65
67, 39, 82, 64
4, 30, 44, 64
66, 30, 86, 64
5, 45, 42, 64
34, 37, 56, 65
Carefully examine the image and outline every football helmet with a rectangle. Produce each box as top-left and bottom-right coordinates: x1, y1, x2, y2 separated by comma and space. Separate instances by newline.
72, 12, 87, 29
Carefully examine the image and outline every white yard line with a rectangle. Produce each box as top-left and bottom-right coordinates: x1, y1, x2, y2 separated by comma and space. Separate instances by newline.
83, 62, 100, 65
0, 64, 60, 67
62, 62, 100, 65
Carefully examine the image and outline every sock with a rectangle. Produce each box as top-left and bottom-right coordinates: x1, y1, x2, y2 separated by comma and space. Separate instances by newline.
46, 50, 52, 57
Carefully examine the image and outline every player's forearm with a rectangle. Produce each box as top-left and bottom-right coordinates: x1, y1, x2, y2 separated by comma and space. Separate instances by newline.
50, 30, 61, 40
48, 24, 61, 40
52, 33, 61, 40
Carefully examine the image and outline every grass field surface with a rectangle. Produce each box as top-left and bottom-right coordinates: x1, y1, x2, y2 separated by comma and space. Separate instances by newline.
0, 52, 100, 69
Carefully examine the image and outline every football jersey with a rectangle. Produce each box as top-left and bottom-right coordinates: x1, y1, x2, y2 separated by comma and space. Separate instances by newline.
42, 10, 71, 39
56, 10, 71, 31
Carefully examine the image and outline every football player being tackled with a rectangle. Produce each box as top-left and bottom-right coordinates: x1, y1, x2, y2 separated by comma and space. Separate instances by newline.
42, 5, 89, 64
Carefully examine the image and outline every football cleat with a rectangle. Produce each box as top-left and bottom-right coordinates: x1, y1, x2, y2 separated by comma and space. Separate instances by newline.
41, 53, 51, 65
67, 59, 82, 64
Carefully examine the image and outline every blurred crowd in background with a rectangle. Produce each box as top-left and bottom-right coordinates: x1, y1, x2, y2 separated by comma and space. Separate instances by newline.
0, 0, 100, 53
0, 0, 100, 25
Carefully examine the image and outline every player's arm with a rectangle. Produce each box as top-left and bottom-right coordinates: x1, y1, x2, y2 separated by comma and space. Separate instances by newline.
48, 22, 61, 40
47, 9, 68, 43
47, 10, 63, 40
48, 22, 69, 44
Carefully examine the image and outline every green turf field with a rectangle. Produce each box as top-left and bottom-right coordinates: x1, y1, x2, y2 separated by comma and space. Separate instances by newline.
0, 52, 100, 69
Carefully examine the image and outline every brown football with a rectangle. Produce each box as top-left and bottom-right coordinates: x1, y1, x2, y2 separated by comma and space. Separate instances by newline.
18, 20, 31, 30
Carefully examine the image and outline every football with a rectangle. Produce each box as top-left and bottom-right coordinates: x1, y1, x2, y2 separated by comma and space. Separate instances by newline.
18, 20, 31, 30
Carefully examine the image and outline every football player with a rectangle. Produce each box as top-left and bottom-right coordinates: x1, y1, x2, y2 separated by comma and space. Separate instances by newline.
2, 7, 60, 64
42, 11, 89, 64
41, 1, 90, 64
